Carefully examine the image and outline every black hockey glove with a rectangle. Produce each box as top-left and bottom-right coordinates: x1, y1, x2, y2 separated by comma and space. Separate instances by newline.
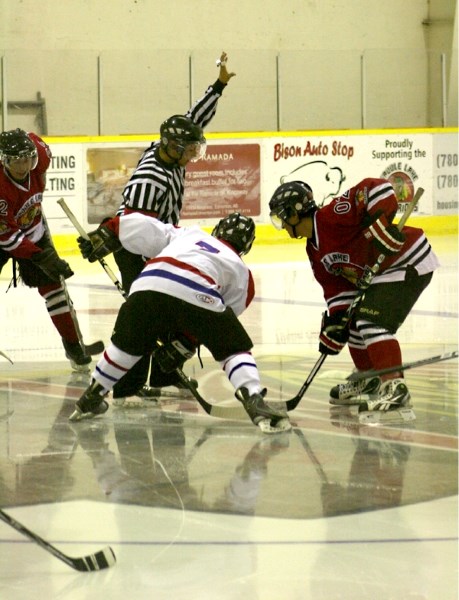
31, 247, 74, 281
319, 311, 350, 355
77, 224, 121, 263
154, 334, 197, 373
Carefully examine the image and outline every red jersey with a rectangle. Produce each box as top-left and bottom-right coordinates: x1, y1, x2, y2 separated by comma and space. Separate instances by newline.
0, 133, 51, 259
306, 178, 439, 315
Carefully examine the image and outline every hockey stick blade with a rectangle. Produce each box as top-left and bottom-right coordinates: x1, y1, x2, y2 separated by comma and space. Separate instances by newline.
0, 508, 116, 572
174, 366, 249, 421
347, 350, 458, 381
84, 340, 105, 356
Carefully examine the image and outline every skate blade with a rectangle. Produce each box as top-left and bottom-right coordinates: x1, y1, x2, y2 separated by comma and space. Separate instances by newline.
70, 362, 91, 374
358, 407, 416, 424
258, 417, 292, 434
69, 408, 89, 422
69, 401, 109, 422
112, 397, 160, 408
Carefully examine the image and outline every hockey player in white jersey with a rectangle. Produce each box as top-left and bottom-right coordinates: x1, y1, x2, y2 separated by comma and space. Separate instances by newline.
69, 212, 290, 433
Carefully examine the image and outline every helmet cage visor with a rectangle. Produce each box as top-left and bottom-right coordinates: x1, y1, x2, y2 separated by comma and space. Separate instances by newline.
269, 203, 300, 230
165, 138, 207, 162
1, 149, 38, 172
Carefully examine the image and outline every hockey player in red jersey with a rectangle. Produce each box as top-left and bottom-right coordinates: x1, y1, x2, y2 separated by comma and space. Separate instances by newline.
0, 128, 91, 370
269, 178, 439, 419
69, 212, 290, 433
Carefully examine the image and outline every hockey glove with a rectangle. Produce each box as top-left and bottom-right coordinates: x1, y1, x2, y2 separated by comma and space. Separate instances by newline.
77, 224, 121, 263
154, 334, 197, 373
363, 216, 406, 256
31, 247, 74, 281
319, 311, 350, 355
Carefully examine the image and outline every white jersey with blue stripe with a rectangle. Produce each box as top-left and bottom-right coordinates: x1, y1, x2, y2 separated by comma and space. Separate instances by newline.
118, 213, 252, 315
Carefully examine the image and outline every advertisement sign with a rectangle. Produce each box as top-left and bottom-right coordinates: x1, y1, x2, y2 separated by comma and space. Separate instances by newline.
42, 130, 457, 234
264, 133, 433, 216
43, 144, 84, 220
182, 143, 260, 219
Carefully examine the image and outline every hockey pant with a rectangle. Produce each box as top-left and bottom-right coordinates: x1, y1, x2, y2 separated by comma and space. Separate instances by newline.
349, 266, 433, 372
108, 290, 255, 397
0, 236, 81, 344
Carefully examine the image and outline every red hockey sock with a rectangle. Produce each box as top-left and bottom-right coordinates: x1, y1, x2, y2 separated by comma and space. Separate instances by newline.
366, 338, 402, 377
38, 284, 79, 343
349, 347, 373, 371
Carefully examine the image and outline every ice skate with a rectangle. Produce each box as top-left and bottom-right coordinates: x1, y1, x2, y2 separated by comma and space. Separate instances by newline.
69, 380, 109, 421
329, 374, 381, 405
236, 387, 291, 434
63, 339, 92, 373
357, 378, 416, 424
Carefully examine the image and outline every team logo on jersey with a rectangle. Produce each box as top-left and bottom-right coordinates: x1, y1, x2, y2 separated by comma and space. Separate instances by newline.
355, 189, 366, 205
17, 194, 42, 228
322, 252, 363, 283
196, 293, 215, 305
18, 204, 41, 228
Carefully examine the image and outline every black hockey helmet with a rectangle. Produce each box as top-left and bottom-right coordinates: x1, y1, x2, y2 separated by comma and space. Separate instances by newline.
211, 212, 256, 256
269, 180, 316, 230
0, 128, 38, 170
160, 115, 206, 162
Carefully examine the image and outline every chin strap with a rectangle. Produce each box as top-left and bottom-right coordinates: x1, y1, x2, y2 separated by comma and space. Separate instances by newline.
291, 225, 303, 239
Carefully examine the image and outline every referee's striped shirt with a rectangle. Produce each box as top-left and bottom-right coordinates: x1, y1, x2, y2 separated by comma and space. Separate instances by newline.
118, 80, 227, 225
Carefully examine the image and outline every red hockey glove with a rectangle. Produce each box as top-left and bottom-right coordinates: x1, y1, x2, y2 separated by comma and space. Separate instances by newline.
363, 217, 406, 256
319, 311, 350, 356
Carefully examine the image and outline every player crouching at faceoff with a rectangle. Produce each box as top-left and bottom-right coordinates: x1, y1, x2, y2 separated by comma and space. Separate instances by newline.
0, 129, 91, 371
269, 178, 439, 420
69, 212, 290, 433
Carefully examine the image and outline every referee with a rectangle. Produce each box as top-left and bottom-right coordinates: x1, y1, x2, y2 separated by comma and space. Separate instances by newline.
112, 51, 236, 402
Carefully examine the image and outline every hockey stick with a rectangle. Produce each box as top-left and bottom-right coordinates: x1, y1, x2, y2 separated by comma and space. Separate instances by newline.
58, 274, 105, 356
285, 354, 327, 411
159, 346, 249, 421
285, 187, 424, 412
340, 186, 424, 317
0, 350, 13, 364
0, 507, 116, 572
42, 212, 104, 356
57, 198, 127, 299
347, 350, 458, 381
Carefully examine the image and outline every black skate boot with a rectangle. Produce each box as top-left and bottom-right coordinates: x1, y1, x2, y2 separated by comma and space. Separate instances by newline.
62, 339, 92, 373
235, 387, 291, 433
69, 380, 109, 422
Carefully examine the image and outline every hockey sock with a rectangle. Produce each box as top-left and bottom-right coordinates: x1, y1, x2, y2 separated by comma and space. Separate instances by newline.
349, 347, 374, 372
94, 344, 143, 392
355, 319, 403, 377
39, 283, 78, 342
221, 352, 262, 395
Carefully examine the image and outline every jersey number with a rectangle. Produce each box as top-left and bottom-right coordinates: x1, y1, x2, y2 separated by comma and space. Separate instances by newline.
196, 240, 220, 254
